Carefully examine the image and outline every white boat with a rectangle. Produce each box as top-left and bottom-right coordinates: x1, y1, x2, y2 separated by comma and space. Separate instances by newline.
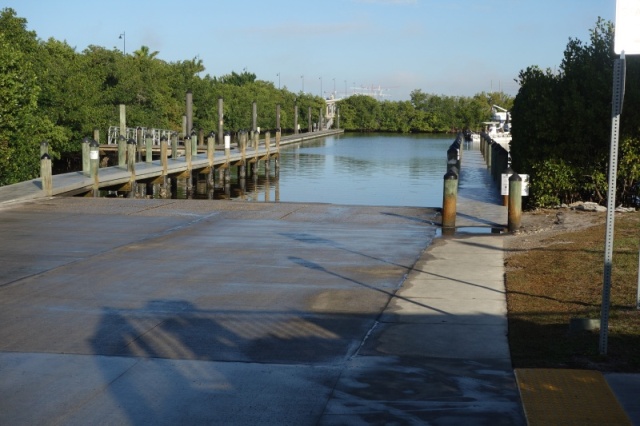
471, 105, 512, 147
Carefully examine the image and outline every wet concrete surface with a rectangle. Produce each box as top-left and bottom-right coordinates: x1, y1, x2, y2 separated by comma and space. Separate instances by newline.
0, 196, 526, 425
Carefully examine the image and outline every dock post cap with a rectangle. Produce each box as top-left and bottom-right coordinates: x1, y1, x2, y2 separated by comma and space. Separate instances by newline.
444, 170, 458, 180
127, 138, 136, 145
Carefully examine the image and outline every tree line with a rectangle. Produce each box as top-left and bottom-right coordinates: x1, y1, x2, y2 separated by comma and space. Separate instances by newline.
0, 8, 510, 186
511, 18, 640, 208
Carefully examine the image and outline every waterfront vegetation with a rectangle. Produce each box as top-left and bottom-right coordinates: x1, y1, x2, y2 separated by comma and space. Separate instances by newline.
511, 18, 640, 209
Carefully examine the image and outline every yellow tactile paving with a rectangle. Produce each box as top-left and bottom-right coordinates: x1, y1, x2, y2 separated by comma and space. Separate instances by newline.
515, 369, 632, 426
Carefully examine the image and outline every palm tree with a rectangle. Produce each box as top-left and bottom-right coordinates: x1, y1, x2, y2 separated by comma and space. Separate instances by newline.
133, 45, 159, 60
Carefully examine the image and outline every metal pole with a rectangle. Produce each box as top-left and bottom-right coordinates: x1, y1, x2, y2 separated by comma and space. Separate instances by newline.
600, 53, 626, 355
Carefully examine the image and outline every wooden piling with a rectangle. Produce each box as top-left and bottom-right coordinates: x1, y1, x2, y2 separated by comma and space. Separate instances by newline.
252, 102, 257, 133
40, 141, 49, 158
442, 170, 458, 229
40, 153, 52, 196
145, 133, 153, 163
207, 132, 215, 166
224, 132, 231, 160
207, 132, 215, 188
185, 136, 193, 169
218, 98, 224, 147
171, 133, 178, 159
161, 136, 168, 176
308, 107, 312, 132
294, 103, 299, 134
190, 130, 198, 156
118, 135, 126, 167
90, 139, 100, 197
239, 131, 247, 179
127, 139, 136, 197
508, 173, 522, 233
82, 137, 91, 176
186, 91, 193, 137
119, 104, 126, 140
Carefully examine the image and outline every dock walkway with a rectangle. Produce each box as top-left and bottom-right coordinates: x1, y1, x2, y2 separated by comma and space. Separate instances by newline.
0, 129, 343, 206
0, 142, 637, 425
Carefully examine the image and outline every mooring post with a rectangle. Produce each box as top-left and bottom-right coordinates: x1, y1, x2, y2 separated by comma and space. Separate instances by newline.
186, 91, 193, 138
40, 153, 52, 196
239, 131, 247, 180
161, 136, 168, 176
217, 98, 224, 147
90, 139, 100, 197
294, 102, 299, 134
275, 128, 281, 173
118, 135, 126, 167
145, 133, 153, 163
442, 170, 458, 229
446, 144, 458, 174
224, 131, 231, 159
308, 107, 312, 132
185, 135, 193, 169
81, 137, 91, 176
190, 130, 198, 157
501, 166, 514, 206
207, 132, 215, 187
93, 127, 100, 144
508, 173, 522, 233
40, 140, 49, 158
485, 139, 496, 170
252, 101, 257, 133
119, 104, 126, 140
171, 132, 178, 159
264, 131, 271, 173
265, 131, 271, 156
127, 139, 137, 197
207, 132, 215, 166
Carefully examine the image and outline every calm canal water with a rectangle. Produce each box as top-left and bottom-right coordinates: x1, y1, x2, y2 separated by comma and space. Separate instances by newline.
215, 133, 454, 208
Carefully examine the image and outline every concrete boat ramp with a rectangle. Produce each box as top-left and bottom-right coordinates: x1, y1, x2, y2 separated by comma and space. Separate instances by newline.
0, 195, 524, 425
2, 145, 636, 425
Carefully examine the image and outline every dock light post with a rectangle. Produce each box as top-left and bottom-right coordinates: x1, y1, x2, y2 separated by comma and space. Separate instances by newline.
119, 32, 126, 55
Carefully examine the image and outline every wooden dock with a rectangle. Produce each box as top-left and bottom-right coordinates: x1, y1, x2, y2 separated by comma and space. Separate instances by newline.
0, 129, 343, 205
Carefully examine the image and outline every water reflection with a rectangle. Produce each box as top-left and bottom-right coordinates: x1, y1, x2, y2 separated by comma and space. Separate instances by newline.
167, 133, 453, 207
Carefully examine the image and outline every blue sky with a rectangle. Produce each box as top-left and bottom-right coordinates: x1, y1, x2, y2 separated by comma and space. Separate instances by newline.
6, 0, 615, 100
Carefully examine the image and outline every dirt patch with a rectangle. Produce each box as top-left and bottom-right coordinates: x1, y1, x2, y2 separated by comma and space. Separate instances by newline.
504, 208, 608, 253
